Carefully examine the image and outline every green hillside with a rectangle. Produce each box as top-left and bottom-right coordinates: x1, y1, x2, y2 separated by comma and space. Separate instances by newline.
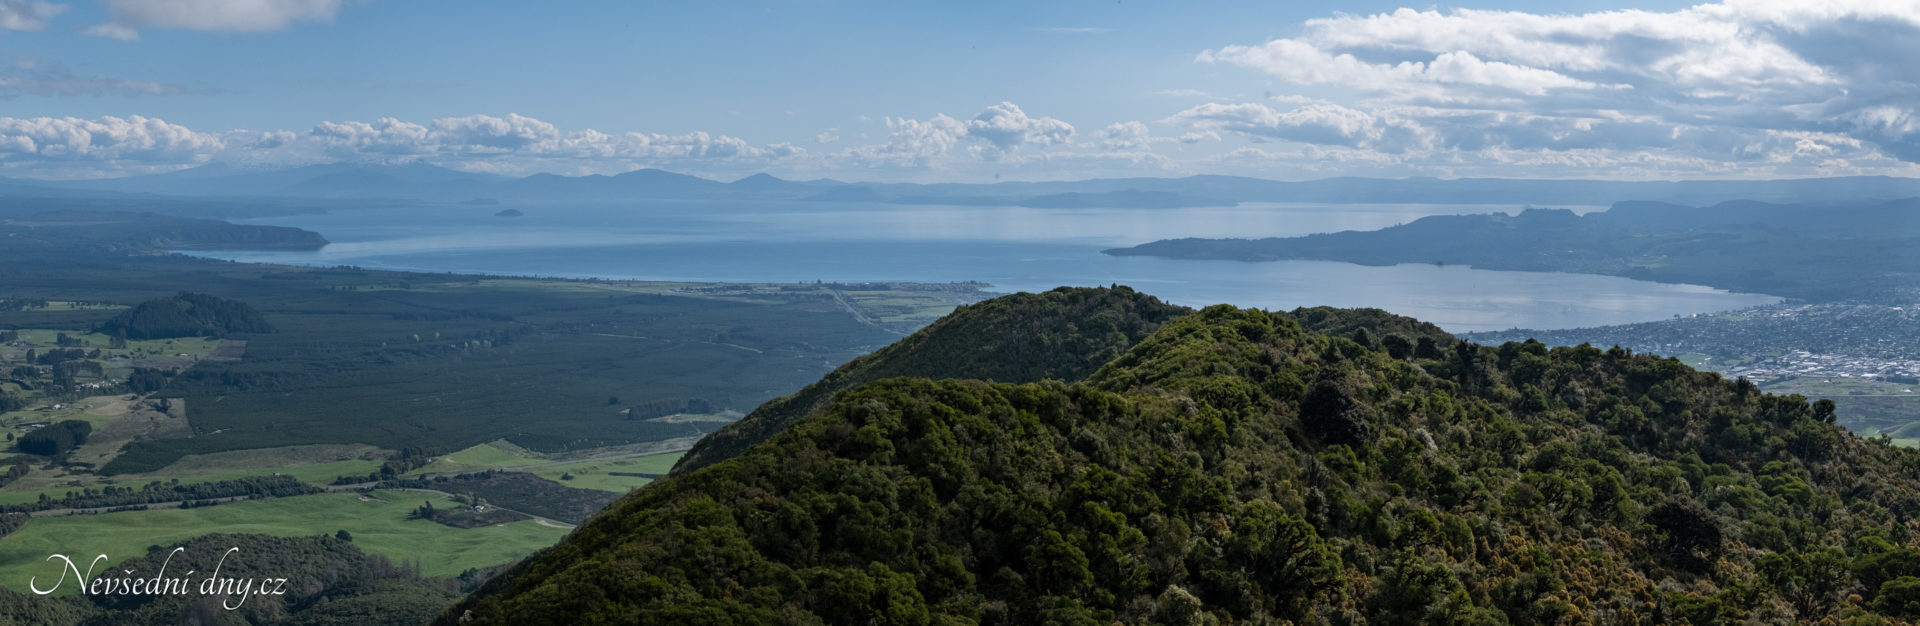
671, 286, 1189, 476
442, 297, 1919, 624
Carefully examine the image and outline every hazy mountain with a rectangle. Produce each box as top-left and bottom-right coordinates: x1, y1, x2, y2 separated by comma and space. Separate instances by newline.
24, 164, 1920, 207
1016, 190, 1234, 209
729, 172, 831, 195
1107, 200, 1920, 303
489, 167, 732, 200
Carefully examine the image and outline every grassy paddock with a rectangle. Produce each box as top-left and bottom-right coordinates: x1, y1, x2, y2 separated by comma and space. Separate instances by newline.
408, 442, 542, 477
0, 444, 387, 506
529, 451, 684, 494
0, 490, 568, 594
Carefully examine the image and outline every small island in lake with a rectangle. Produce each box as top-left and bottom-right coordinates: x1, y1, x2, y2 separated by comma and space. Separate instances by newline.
494, 208, 524, 217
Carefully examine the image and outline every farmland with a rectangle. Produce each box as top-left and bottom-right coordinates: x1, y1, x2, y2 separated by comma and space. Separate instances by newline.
0, 220, 988, 601
0, 489, 568, 594
0, 260, 985, 474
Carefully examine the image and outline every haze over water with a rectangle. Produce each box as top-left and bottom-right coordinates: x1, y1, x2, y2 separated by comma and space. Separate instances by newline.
190, 201, 1781, 333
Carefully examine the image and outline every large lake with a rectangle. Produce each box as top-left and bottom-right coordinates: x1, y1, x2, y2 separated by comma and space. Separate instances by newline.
190, 200, 1781, 333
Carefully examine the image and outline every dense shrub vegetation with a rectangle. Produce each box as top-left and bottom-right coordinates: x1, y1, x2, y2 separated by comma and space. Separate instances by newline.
447, 298, 1920, 624
673, 286, 1189, 475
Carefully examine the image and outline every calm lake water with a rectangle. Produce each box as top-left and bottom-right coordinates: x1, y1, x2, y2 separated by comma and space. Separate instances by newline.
189, 200, 1781, 333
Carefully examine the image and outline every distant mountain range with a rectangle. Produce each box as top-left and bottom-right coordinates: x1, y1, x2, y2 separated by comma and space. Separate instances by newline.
9, 162, 1920, 208
1106, 198, 1920, 303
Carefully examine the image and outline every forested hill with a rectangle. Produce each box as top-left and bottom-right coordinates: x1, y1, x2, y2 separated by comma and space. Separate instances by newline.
1105, 200, 1920, 303
96, 292, 274, 340
673, 288, 1459, 477
443, 296, 1920, 624
671, 286, 1190, 475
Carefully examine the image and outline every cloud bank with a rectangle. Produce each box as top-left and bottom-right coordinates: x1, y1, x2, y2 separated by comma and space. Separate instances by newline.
1174, 0, 1920, 175
10, 0, 1920, 182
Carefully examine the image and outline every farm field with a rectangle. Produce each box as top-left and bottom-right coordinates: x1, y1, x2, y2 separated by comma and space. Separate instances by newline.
0, 444, 387, 505
407, 441, 543, 476
0, 489, 568, 594
0, 250, 987, 602
526, 451, 684, 494
406, 442, 686, 495
0, 263, 969, 474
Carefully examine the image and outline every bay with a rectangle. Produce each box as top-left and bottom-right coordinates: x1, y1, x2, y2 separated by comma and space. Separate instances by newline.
187, 200, 1781, 333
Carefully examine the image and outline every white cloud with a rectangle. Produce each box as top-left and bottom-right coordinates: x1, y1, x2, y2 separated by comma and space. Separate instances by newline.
1168, 102, 1430, 153
1096, 121, 1151, 151
1203, 42, 1612, 97
430, 113, 560, 153
836, 102, 1076, 169
295, 113, 800, 165
1197, 1, 1920, 162
0, 115, 225, 163
0, 113, 818, 178
1178, 131, 1219, 144
872, 114, 966, 161
0, 0, 63, 30
966, 101, 1073, 151
814, 128, 839, 144
308, 117, 433, 156
90, 0, 359, 39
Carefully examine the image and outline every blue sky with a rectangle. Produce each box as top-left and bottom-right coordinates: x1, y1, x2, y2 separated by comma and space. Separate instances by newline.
0, 0, 1916, 182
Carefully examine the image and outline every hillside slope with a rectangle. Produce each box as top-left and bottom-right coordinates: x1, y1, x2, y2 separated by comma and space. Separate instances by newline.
671, 286, 1190, 475
443, 299, 1920, 624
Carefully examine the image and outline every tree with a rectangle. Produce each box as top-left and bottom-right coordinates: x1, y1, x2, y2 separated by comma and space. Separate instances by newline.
1875, 577, 1920, 616
1758, 549, 1849, 618
1302, 379, 1367, 445
336, 529, 353, 542
1225, 501, 1342, 618
1812, 398, 1837, 424
1381, 335, 1413, 360
1646, 496, 1723, 571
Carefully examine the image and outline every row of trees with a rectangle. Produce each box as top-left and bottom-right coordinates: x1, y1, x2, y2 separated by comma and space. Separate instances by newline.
0, 475, 319, 514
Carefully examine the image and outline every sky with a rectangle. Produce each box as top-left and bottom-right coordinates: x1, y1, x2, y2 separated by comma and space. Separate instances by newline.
0, 0, 1917, 182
